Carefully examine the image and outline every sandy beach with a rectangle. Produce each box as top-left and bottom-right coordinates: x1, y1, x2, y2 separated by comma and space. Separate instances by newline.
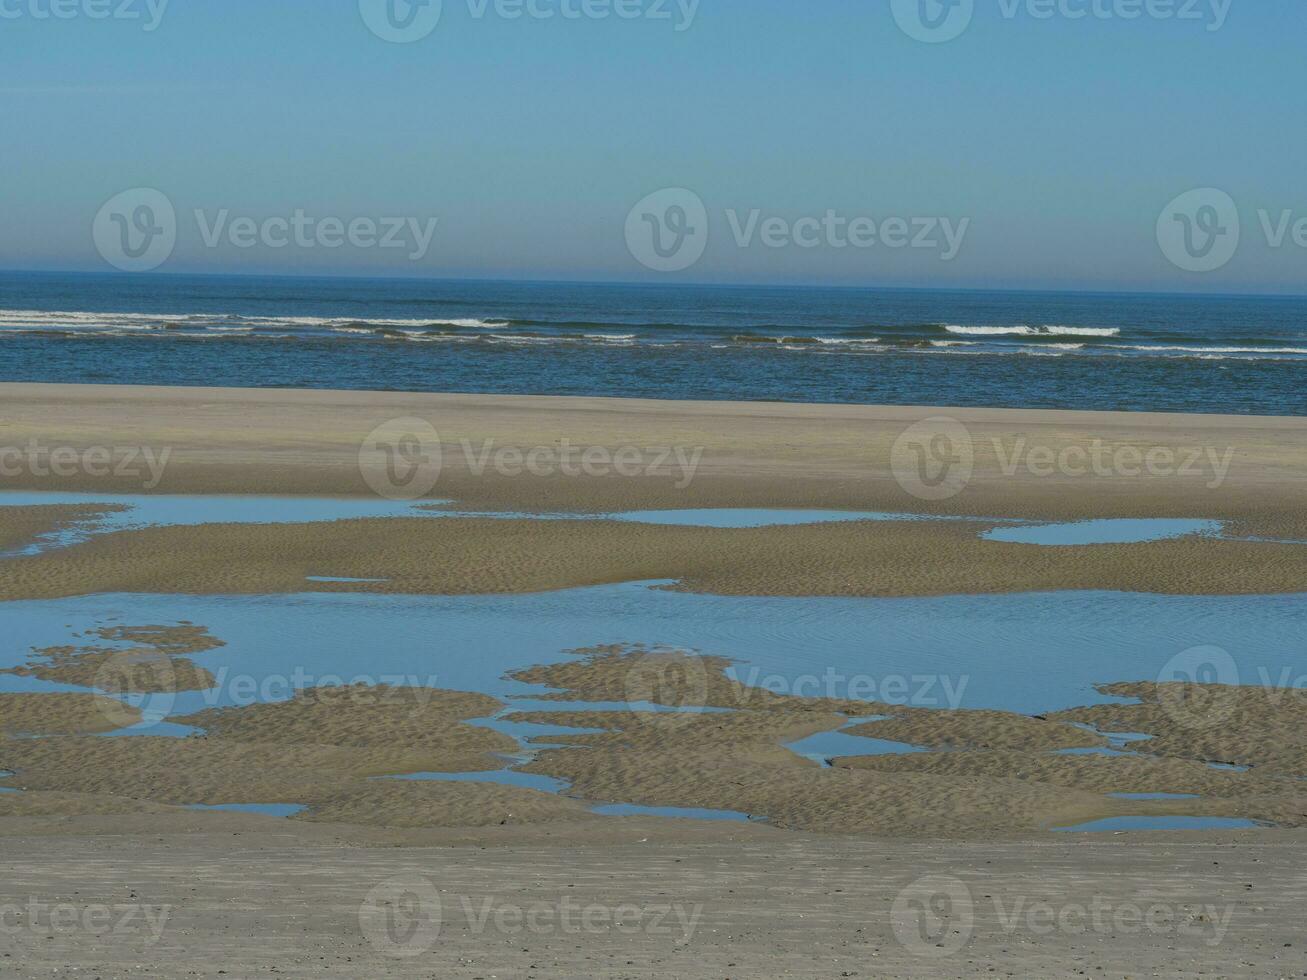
2, 382, 1306, 975
2, 382, 1306, 522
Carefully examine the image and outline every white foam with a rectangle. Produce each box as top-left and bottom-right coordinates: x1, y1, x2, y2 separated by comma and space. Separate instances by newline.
1113, 344, 1307, 355
1043, 325, 1120, 337
945, 324, 1121, 338
944, 324, 1036, 336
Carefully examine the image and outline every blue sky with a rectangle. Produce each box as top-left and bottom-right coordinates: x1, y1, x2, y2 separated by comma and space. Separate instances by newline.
2, 0, 1304, 293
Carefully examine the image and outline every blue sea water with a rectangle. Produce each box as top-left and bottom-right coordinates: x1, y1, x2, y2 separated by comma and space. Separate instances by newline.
2, 271, 1306, 414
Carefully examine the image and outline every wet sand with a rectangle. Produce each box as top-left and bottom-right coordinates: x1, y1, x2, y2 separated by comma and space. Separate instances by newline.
7, 638, 1300, 840
2, 383, 1306, 974
0, 502, 123, 553
4, 512, 1307, 601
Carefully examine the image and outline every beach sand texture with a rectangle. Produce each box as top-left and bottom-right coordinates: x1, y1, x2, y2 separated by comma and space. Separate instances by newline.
2, 383, 1306, 976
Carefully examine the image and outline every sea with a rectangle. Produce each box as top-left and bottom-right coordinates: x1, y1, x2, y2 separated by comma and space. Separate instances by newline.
2, 271, 1305, 415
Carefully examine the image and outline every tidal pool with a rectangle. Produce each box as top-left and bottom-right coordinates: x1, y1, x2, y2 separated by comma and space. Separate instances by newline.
784, 722, 925, 766
1056, 816, 1263, 833
3, 586, 1304, 722
984, 518, 1223, 546
4, 492, 1270, 557
186, 803, 307, 818
0, 491, 442, 555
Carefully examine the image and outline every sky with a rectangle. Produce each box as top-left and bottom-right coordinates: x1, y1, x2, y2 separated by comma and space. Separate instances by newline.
1, 0, 1305, 293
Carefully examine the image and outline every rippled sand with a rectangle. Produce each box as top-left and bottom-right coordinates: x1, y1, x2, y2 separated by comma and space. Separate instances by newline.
3, 514, 1307, 601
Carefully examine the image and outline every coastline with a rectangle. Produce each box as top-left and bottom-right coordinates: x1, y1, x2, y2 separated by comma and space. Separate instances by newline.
2, 381, 1306, 525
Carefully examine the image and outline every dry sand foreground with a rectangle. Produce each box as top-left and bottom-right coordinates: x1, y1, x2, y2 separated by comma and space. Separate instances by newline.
2, 383, 1307, 976
1, 824, 1303, 979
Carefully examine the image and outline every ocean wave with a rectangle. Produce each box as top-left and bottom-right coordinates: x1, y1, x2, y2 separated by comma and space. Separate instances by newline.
1110, 344, 1307, 356
944, 324, 1121, 338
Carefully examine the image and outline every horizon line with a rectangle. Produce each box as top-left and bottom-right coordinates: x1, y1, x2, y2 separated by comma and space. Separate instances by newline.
3, 266, 1306, 303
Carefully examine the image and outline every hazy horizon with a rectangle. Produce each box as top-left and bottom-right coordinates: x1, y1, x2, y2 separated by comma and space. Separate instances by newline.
4, 1, 1305, 294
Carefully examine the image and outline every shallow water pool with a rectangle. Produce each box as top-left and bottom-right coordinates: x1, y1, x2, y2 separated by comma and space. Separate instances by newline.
1056, 816, 1262, 833
984, 518, 1223, 546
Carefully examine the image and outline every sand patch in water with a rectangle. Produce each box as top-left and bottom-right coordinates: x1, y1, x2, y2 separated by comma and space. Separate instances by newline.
175, 684, 515, 769
2, 516, 1304, 603
0, 692, 140, 736
1053, 683, 1307, 775
0, 504, 124, 553
4, 623, 223, 693
844, 709, 1108, 752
